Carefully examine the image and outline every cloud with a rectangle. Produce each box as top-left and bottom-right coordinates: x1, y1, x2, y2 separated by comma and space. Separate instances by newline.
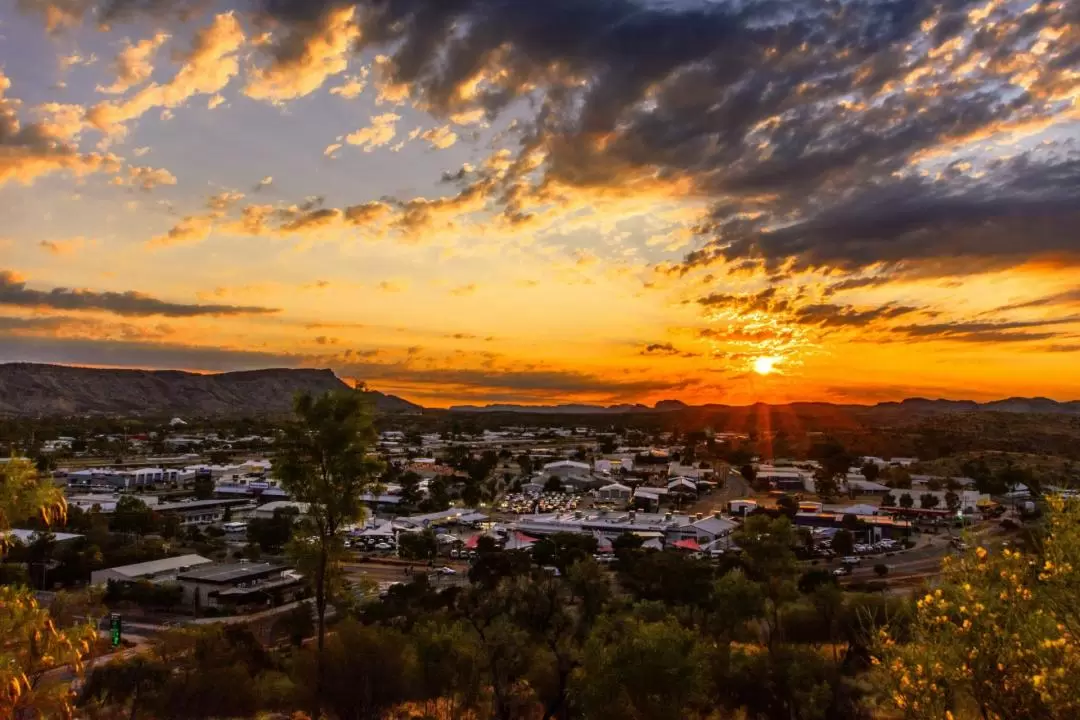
97, 32, 170, 94
890, 317, 1080, 344
86, 12, 245, 136
243, 6, 360, 103
255, 175, 273, 190
110, 164, 177, 191
38, 237, 94, 256
207, 190, 245, 211
234, 0, 1079, 285
420, 125, 458, 150
342, 112, 400, 152
0, 270, 279, 317
377, 280, 407, 293
1, 72, 120, 186
792, 303, 922, 329
448, 283, 477, 297
145, 214, 215, 248
639, 342, 699, 358
994, 288, 1080, 313
329, 68, 368, 99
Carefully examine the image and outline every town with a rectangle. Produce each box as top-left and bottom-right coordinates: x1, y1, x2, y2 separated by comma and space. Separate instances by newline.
5, 386, 1073, 719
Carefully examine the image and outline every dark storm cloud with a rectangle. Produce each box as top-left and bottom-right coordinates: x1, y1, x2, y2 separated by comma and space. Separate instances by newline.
27, 0, 1080, 277
0, 271, 279, 317
697, 156, 1080, 274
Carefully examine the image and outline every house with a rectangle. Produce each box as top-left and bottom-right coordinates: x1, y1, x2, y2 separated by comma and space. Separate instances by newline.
90, 554, 212, 585
176, 563, 304, 609
669, 513, 738, 545
632, 487, 668, 509
597, 482, 633, 503
666, 477, 698, 497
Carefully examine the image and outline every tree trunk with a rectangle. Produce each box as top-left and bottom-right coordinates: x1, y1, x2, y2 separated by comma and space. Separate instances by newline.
313, 543, 328, 719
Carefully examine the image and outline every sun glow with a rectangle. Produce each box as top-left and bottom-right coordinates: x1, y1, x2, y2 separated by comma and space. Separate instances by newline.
752, 356, 778, 375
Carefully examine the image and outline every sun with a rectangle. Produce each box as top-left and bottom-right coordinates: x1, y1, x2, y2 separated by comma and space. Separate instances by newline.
752, 356, 778, 375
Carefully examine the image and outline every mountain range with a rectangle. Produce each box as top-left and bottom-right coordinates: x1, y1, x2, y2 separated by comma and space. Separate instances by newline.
0, 363, 421, 417
448, 397, 1080, 415
1, 363, 1078, 418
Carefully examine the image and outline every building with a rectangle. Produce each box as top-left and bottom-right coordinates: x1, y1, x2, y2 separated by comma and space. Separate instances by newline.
885, 489, 987, 513
728, 499, 758, 516
253, 501, 310, 520
66, 467, 183, 489
666, 477, 698, 497
756, 465, 811, 492
845, 479, 892, 495
90, 554, 212, 585
176, 562, 304, 609
5, 529, 83, 547
542, 460, 592, 480
597, 482, 633, 503
509, 508, 737, 546
794, 512, 912, 540
155, 498, 253, 525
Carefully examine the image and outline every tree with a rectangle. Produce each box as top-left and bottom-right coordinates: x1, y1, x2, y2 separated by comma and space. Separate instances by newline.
814, 470, 839, 499
739, 463, 756, 487
925, 477, 942, 492
831, 529, 855, 558
1, 459, 97, 719
881, 492, 897, 508
876, 497, 1080, 719
543, 476, 563, 493
944, 490, 961, 513
398, 529, 438, 561
576, 615, 708, 720
246, 507, 297, 553
776, 494, 798, 517
861, 462, 880, 483
873, 563, 889, 577
110, 495, 158, 536
192, 472, 215, 500
899, 493, 915, 509
275, 389, 383, 717
919, 493, 940, 509
293, 620, 417, 720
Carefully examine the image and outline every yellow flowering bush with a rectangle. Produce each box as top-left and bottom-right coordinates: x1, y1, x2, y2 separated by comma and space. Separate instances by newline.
874, 497, 1080, 719
1, 458, 97, 719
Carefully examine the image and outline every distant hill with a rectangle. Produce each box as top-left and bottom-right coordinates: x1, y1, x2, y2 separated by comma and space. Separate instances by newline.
0, 363, 422, 417
450, 397, 1080, 416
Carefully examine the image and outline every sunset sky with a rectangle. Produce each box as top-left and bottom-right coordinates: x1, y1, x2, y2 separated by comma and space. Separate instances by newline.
1, 0, 1078, 407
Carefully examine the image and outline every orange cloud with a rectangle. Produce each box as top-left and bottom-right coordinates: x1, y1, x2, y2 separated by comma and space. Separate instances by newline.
244, 6, 360, 104
97, 32, 170, 95
86, 13, 245, 136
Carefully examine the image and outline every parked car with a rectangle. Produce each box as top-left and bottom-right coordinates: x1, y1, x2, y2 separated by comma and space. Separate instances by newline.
841, 556, 861, 566
437, 566, 457, 575
833, 567, 852, 577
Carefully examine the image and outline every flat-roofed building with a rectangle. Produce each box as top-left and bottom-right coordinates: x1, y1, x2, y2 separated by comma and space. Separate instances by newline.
155, 498, 254, 525
176, 562, 304, 609
90, 554, 212, 585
